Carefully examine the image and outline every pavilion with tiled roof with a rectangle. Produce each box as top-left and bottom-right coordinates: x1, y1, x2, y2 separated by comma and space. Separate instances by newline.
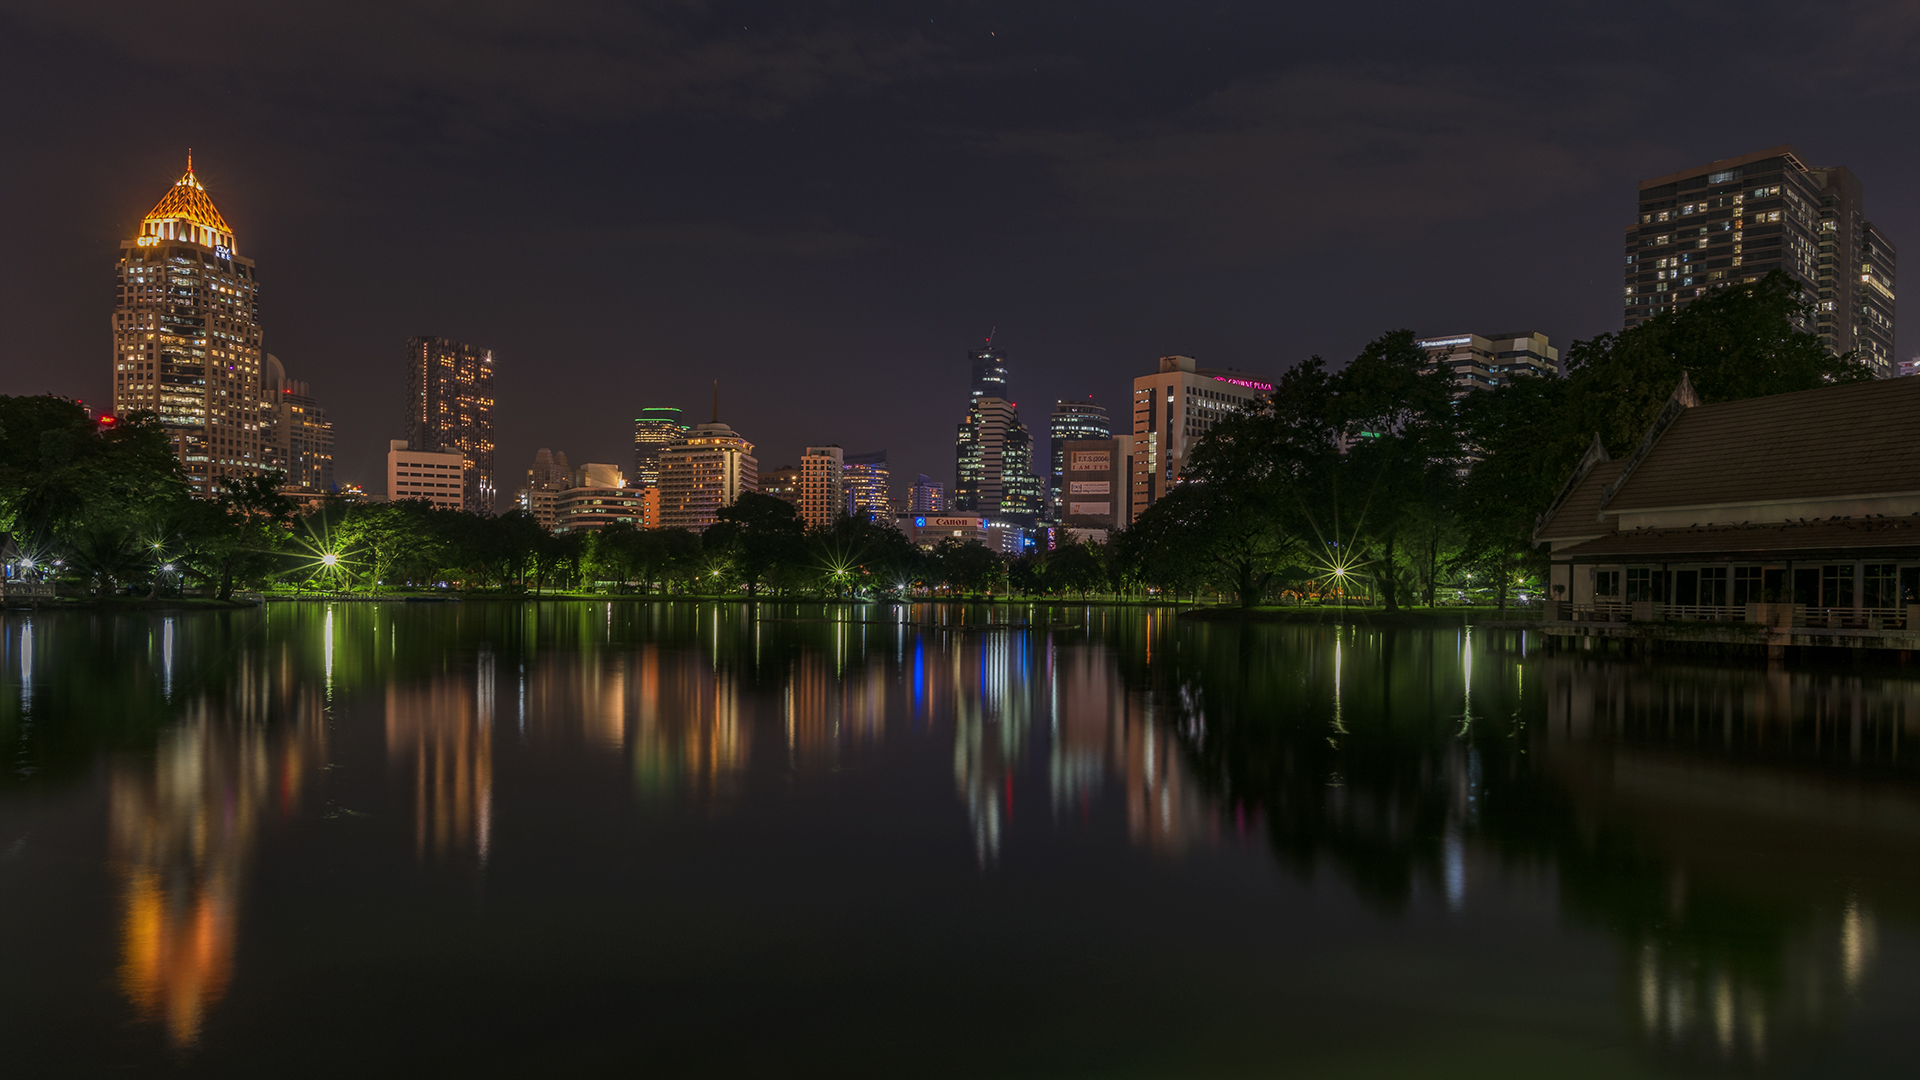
1535, 374, 1920, 626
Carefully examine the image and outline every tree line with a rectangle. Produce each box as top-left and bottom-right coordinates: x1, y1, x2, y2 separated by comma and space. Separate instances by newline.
0, 273, 1860, 605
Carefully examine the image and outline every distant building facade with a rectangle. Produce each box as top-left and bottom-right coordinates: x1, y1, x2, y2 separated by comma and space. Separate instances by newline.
387, 439, 464, 510
555, 487, 649, 533
1623, 144, 1895, 375
405, 335, 496, 510
112, 157, 265, 494
573, 462, 625, 490
902, 513, 989, 550
843, 451, 891, 521
1415, 332, 1560, 396
1130, 355, 1271, 523
632, 406, 686, 487
799, 445, 844, 529
657, 420, 758, 533
260, 354, 334, 501
1048, 399, 1111, 518
515, 448, 572, 528
1058, 438, 1127, 541
908, 474, 945, 514
760, 465, 801, 506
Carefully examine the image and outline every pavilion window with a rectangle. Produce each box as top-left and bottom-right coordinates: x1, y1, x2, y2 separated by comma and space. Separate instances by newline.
1626, 568, 1654, 603
1864, 564, 1897, 607
1820, 565, 1854, 608
1733, 567, 1765, 605
1699, 568, 1728, 606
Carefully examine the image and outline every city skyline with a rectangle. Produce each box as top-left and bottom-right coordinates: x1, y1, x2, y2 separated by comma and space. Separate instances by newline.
13, 5, 1918, 504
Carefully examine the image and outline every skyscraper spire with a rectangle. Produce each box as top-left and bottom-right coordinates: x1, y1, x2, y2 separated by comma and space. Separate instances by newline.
139, 152, 234, 252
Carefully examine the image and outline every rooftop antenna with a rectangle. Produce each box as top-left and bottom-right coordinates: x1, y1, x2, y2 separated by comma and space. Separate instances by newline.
986, 325, 997, 348
711, 379, 718, 424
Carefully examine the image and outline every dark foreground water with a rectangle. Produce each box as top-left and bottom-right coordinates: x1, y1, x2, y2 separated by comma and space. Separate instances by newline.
3, 603, 1919, 1077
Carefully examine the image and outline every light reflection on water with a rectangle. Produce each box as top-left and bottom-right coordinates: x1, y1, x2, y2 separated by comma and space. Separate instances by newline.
2, 605, 1919, 1074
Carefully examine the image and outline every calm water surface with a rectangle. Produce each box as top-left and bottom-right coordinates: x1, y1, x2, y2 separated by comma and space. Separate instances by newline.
3, 602, 1919, 1077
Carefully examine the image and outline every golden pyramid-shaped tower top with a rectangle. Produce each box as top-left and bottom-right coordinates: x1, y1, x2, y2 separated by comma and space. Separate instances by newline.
138, 152, 236, 251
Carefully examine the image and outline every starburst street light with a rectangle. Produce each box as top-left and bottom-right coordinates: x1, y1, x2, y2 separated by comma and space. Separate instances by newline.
289, 523, 356, 595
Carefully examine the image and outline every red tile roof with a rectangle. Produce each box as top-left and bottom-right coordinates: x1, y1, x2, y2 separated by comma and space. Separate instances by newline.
1536, 460, 1626, 540
1606, 376, 1920, 512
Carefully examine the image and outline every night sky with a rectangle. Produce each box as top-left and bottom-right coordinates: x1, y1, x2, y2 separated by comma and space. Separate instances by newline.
3, 2, 1914, 499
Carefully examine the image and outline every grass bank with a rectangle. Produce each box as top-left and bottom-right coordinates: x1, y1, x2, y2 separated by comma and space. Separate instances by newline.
1182, 605, 1541, 628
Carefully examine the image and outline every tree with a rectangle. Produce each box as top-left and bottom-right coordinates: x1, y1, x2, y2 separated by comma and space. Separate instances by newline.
936, 538, 1004, 598
1322, 331, 1461, 611
708, 493, 806, 595
1563, 270, 1868, 452
179, 472, 296, 600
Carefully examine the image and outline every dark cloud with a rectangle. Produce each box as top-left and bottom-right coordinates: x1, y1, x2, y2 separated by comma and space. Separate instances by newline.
5, 0, 945, 125
0, 1, 1913, 499
1000, 66, 1613, 261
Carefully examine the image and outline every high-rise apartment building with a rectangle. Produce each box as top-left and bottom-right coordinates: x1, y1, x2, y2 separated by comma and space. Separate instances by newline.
1624, 144, 1896, 374
1130, 355, 1272, 524
405, 336, 496, 510
1414, 332, 1560, 397
632, 407, 686, 487
1047, 399, 1112, 518
658, 418, 758, 533
260, 354, 335, 502
387, 440, 464, 510
909, 474, 945, 514
843, 451, 891, 521
798, 445, 845, 529
112, 157, 264, 494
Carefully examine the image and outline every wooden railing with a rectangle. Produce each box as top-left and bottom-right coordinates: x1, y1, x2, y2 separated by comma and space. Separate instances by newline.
1549, 601, 1915, 631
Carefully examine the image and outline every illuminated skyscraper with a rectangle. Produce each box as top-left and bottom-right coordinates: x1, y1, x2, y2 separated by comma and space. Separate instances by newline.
956, 397, 1044, 525
954, 346, 1044, 525
1047, 398, 1111, 518
112, 157, 264, 493
632, 406, 687, 487
405, 336, 496, 510
969, 345, 1009, 401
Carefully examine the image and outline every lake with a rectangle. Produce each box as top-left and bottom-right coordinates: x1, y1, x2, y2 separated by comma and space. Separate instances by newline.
3, 602, 1918, 1077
